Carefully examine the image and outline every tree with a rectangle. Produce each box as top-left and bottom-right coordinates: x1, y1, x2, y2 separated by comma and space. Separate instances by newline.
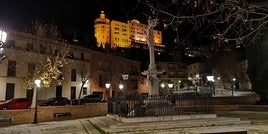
20, 19, 69, 107
246, 29, 268, 104
77, 61, 95, 105
212, 47, 244, 88
121, 0, 268, 97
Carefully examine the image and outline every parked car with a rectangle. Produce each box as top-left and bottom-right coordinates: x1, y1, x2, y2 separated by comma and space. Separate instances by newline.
71, 95, 104, 105
39, 97, 70, 106
0, 98, 32, 110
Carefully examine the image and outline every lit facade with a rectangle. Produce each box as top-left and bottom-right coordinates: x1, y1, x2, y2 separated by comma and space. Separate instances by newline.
94, 11, 164, 51
110, 20, 130, 48
94, 11, 110, 48
0, 29, 144, 101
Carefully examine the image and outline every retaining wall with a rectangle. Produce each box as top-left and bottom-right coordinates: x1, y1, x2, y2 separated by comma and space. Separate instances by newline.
0, 103, 107, 125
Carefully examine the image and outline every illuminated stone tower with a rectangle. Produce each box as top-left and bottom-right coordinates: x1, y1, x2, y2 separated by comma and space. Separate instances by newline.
94, 11, 164, 51
94, 11, 110, 48
110, 20, 131, 49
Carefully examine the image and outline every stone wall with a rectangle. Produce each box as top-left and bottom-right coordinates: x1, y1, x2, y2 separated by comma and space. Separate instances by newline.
212, 95, 260, 105
214, 105, 268, 111
0, 103, 107, 125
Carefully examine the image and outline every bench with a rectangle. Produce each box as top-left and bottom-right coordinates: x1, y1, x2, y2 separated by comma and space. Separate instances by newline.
0, 116, 13, 125
53, 112, 73, 120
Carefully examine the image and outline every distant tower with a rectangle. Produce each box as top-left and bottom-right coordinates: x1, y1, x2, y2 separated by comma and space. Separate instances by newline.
94, 11, 110, 48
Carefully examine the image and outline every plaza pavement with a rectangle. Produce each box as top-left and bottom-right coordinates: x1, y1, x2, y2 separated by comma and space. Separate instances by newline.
0, 111, 268, 134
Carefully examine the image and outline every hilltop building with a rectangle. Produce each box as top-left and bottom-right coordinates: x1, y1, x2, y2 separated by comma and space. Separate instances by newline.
94, 11, 165, 52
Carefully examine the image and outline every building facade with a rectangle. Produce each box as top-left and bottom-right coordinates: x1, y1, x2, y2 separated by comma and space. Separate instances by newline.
156, 62, 187, 94
186, 60, 252, 92
0, 30, 144, 101
94, 11, 164, 51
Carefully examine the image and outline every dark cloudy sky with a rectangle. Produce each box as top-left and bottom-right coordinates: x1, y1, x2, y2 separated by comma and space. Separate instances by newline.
0, 0, 132, 32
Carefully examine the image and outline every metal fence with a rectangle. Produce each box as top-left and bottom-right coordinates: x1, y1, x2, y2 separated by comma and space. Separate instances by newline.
108, 93, 214, 118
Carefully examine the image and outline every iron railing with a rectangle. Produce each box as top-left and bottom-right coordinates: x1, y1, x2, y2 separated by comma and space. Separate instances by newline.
108, 93, 214, 118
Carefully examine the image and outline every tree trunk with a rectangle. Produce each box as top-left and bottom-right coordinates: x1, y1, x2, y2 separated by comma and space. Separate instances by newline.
78, 81, 85, 105
142, 18, 162, 96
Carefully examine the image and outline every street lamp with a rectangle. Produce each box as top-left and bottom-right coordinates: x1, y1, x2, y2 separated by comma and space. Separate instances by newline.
232, 78, 236, 96
206, 75, 214, 96
0, 30, 7, 63
178, 80, 181, 92
34, 79, 41, 124
105, 82, 111, 98
160, 83, 165, 88
122, 72, 129, 81
119, 83, 124, 97
195, 74, 200, 93
119, 84, 124, 90
160, 83, 165, 94
168, 83, 174, 94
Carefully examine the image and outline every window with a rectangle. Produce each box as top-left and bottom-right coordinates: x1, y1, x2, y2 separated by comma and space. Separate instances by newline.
26, 43, 33, 51
68, 52, 74, 59
6, 40, 15, 48
83, 87, 87, 95
28, 63, 35, 75
40, 44, 46, 54
99, 75, 103, 87
71, 69, 76, 81
7, 60, 16, 76
56, 86, 62, 97
5, 83, 15, 100
81, 53, 84, 61
71, 87, 76, 100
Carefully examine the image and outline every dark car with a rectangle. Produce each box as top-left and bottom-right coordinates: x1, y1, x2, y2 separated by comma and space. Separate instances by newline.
71, 95, 103, 105
39, 97, 70, 106
0, 98, 32, 110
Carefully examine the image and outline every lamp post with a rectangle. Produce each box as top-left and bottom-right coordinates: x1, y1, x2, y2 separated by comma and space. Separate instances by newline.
217, 77, 221, 89
168, 83, 174, 94
0, 30, 7, 63
232, 78, 236, 96
206, 75, 214, 96
34, 79, 41, 124
178, 80, 181, 93
195, 74, 200, 93
105, 82, 111, 98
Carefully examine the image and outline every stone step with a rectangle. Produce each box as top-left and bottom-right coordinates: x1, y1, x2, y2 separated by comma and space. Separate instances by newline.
89, 116, 123, 132
89, 116, 250, 133
107, 114, 217, 123
188, 127, 248, 134
79, 119, 100, 134
109, 118, 250, 132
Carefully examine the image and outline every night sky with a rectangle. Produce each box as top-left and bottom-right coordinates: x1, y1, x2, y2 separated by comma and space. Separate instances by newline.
0, 0, 131, 41
0, 0, 189, 49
